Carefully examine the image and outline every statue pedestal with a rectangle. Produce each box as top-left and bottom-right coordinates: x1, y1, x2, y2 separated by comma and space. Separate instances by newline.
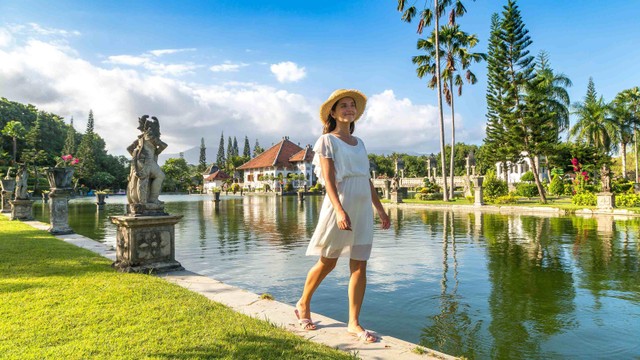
49, 190, 74, 235
110, 215, 184, 273
473, 177, 484, 206
474, 187, 484, 206
390, 191, 403, 204
596, 192, 615, 210
1, 190, 13, 213
10, 199, 34, 220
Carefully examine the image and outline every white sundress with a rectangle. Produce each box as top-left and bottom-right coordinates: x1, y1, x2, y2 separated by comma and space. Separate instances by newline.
306, 133, 374, 261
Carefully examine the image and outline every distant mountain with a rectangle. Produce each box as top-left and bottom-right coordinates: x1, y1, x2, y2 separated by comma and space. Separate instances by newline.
158, 146, 218, 166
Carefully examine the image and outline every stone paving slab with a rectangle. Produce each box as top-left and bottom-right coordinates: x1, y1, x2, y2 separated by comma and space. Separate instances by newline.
6, 215, 454, 360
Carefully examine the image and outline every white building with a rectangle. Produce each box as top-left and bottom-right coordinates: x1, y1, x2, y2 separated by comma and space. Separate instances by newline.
237, 136, 315, 190
201, 164, 232, 192
495, 153, 548, 183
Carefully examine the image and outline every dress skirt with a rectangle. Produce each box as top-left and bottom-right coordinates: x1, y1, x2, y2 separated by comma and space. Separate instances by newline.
306, 175, 374, 261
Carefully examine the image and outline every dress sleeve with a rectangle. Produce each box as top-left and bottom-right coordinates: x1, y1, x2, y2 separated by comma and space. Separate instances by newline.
312, 135, 334, 186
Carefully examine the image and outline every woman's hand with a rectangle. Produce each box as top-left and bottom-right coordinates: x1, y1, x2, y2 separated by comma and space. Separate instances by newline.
378, 209, 390, 230
336, 209, 352, 231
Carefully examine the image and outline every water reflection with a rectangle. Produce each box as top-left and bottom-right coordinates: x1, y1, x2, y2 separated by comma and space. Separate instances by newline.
32, 197, 640, 359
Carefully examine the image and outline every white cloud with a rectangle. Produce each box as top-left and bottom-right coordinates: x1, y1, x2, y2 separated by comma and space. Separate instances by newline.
149, 48, 196, 57
209, 61, 248, 73
28, 23, 81, 37
107, 55, 148, 66
0, 28, 12, 47
105, 52, 199, 76
358, 90, 448, 154
270, 61, 306, 83
0, 26, 467, 158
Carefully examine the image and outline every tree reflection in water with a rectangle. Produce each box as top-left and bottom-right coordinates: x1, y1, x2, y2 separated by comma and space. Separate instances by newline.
421, 211, 482, 359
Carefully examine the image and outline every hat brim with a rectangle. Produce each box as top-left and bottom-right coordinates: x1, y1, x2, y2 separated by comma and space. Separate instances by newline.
319, 89, 367, 124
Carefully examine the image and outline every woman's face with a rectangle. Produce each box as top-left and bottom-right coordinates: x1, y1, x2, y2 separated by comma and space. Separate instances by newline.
330, 97, 357, 124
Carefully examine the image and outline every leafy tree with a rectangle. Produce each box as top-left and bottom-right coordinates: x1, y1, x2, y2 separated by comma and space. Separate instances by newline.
253, 139, 264, 157
1, 120, 26, 163
217, 132, 225, 166
243, 136, 251, 157
198, 137, 207, 172
161, 157, 191, 192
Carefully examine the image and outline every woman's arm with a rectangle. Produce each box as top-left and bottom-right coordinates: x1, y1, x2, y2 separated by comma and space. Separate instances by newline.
369, 180, 390, 229
320, 156, 351, 231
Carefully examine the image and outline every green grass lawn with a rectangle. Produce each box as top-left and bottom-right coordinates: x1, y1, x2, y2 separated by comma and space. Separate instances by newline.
0, 217, 353, 360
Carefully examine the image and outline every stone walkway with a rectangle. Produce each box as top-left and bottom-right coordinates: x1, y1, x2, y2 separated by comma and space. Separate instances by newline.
13, 217, 455, 360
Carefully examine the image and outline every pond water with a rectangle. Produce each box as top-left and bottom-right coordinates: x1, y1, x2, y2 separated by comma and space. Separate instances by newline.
33, 195, 640, 359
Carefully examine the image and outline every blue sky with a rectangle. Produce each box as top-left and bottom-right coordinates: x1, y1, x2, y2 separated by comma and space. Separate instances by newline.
1, 0, 639, 158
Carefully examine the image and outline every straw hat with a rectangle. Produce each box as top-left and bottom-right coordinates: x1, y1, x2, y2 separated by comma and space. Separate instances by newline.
319, 89, 367, 124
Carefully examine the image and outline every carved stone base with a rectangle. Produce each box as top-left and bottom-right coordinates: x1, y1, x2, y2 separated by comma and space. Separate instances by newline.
390, 191, 403, 204
127, 202, 167, 217
10, 199, 34, 220
110, 215, 184, 273
48, 190, 73, 235
1, 191, 12, 213
596, 192, 615, 210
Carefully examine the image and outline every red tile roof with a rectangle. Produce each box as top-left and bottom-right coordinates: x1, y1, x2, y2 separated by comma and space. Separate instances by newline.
204, 170, 231, 181
238, 137, 304, 170
289, 145, 314, 163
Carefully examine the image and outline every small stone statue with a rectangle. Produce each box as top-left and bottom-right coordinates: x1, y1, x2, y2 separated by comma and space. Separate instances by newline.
14, 164, 29, 200
4, 167, 11, 179
126, 115, 168, 215
600, 165, 611, 193
391, 175, 400, 193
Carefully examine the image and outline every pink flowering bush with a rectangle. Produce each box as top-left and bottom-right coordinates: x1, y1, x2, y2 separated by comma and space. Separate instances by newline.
56, 154, 80, 167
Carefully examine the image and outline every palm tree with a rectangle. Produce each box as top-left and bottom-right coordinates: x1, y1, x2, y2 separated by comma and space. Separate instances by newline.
570, 80, 615, 154
413, 24, 485, 199
616, 87, 640, 181
399, 0, 467, 201
610, 94, 638, 179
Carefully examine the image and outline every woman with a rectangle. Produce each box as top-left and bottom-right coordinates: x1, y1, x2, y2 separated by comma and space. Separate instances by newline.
295, 89, 390, 343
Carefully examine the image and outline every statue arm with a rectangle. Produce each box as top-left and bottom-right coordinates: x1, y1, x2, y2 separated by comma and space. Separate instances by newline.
127, 138, 140, 156
155, 139, 168, 155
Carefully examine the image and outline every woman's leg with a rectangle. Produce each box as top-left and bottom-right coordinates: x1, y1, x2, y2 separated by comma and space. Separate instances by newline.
347, 259, 367, 332
298, 256, 338, 319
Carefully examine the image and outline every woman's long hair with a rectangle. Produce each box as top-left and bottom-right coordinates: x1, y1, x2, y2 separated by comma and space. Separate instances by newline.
323, 102, 356, 134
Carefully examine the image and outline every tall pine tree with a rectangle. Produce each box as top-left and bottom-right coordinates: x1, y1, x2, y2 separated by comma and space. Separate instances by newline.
198, 137, 207, 172
62, 117, 77, 156
76, 110, 98, 186
217, 132, 225, 166
226, 136, 233, 161
232, 136, 239, 157
243, 136, 251, 157
253, 139, 263, 157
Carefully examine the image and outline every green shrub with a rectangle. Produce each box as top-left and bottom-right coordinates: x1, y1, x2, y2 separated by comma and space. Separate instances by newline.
309, 183, 323, 193
612, 179, 634, 194
284, 183, 294, 192
563, 183, 574, 196
229, 183, 241, 194
414, 193, 426, 200
615, 193, 640, 207
483, 171, 508, 200
548, 175, 564, 196
520, 171, 535, 182
492, 194, 519, 204
572, 192, 597, 206
466, 195, 474, 204
515, 183, 539, 198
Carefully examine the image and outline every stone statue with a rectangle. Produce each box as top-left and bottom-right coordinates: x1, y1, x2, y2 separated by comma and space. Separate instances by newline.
14, 164, 29, 200
600, 165, 611, 193
126, 115, 167, 214
468, 148, 476, 166
391, 175, 400, 193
